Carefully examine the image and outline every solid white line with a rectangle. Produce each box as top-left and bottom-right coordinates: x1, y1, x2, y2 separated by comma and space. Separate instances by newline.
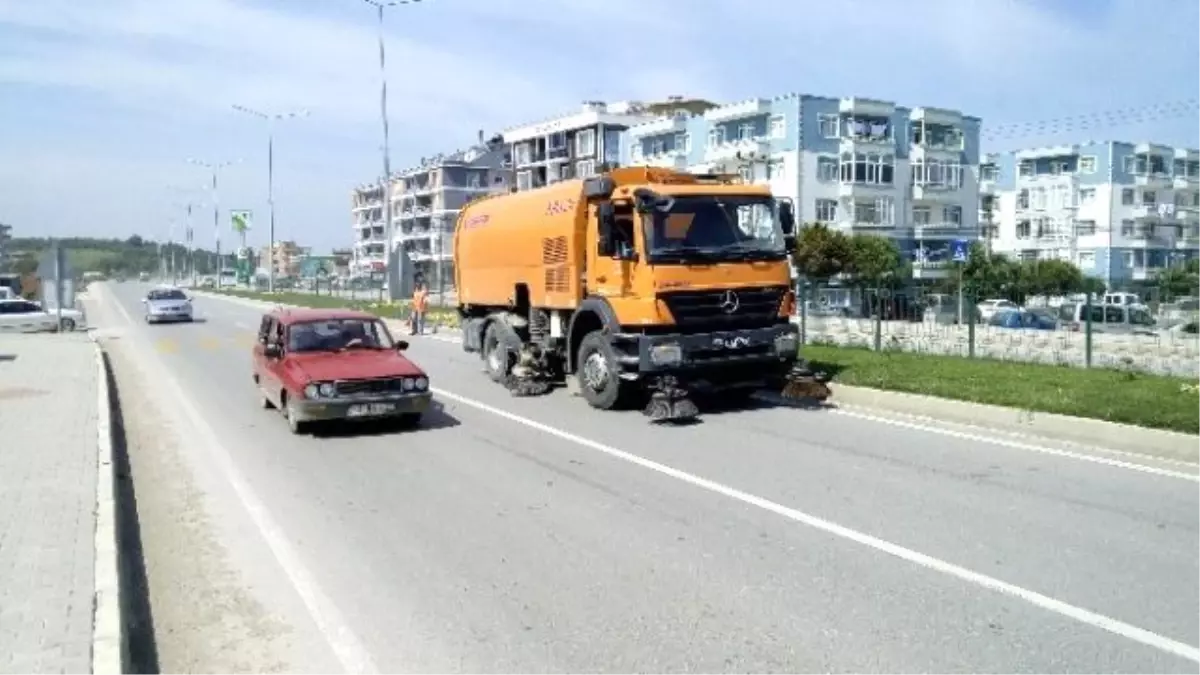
90, 338, 124, 675
431, 385, 1200, 664
104, 286, 378, 674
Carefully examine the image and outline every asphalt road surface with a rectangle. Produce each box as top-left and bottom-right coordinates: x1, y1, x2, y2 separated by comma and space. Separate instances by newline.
89, 282, 1199, 673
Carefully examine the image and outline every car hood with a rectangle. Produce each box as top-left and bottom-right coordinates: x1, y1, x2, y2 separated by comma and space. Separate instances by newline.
286, 350, 425, 382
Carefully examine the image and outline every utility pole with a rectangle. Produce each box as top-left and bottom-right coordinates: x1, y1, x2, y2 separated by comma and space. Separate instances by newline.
232, 105, 307, 293
187, 158, 238, 289
362, 0, 422, 300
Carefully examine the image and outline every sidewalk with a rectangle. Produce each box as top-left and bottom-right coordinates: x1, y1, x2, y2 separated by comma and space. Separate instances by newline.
0, 333, 105, 674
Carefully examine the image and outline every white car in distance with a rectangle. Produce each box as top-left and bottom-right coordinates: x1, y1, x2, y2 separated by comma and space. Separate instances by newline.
976, 298, 1020, 322
0, 298, 86, 333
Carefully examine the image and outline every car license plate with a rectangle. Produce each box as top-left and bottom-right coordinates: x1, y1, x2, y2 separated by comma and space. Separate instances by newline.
347, 403, 396, 417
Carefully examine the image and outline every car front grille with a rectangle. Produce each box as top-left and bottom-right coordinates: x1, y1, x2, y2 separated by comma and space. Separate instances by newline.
334, 378, 403, 397
658, 286, 786, 329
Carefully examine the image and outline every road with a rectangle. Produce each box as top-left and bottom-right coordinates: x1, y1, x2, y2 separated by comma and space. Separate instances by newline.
88, 281, 1199, 673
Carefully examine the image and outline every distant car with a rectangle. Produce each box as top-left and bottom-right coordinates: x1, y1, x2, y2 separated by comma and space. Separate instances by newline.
143, 287, 194, 323
976, 299, 1020, 322
139, 272, 150, 282
988, 309, 1058, 331
0, 298, 86, 332
251, 307, 432, 434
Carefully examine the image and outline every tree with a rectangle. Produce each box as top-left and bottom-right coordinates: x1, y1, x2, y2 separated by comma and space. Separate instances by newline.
845, 234, 903, 287
791, 222, 851, 282
1023, 259, 1084, 297
1158, 259, 1200, 299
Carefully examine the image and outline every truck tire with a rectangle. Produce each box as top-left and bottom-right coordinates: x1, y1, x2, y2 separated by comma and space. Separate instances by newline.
482, 321, 519, 383
576, 330, 632, 410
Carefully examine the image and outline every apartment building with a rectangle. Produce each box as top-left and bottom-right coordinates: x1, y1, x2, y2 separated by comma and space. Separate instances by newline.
987, 141, 1200, 288
503, 100, 672, 191
258, 240, 307, 277
623, 94, 981, 280
349, 139, 508, 284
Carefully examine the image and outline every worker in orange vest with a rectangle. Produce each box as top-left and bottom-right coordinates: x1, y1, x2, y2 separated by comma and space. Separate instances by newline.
410, 281, 429, 335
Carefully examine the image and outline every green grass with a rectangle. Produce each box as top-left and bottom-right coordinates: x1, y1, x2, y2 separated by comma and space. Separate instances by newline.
214, 289, 459, 324
802, 344, 1200, 434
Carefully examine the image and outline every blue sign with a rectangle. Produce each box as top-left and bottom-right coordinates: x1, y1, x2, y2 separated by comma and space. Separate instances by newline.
951, 238, 970, 263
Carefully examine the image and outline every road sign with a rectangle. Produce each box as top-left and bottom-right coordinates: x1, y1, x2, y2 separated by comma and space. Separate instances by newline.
230, 210, 253, 234
951, 238, 970, 263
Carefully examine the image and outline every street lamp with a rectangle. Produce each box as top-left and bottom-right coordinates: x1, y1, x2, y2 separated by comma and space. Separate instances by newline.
166, 184, 204, 286
232, 105, 308, 293
361, 0, 422, 300
187, 158, 240, 289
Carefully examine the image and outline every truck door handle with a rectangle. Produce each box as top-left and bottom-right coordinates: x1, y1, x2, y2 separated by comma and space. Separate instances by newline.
596, 275, 607, 283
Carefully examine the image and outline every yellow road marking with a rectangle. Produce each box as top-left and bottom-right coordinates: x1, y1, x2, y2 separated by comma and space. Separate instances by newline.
198, 335, 224, 351
154, 338, 178, 354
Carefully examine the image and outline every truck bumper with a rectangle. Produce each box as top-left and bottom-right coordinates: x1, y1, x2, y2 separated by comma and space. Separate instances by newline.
614, 323, 799, 390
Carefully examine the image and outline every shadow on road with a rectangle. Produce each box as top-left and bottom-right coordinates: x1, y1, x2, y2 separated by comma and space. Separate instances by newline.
102, 350, 161, 674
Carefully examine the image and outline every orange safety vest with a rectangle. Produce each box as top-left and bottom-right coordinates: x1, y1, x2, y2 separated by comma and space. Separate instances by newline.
411, 289, 429, 313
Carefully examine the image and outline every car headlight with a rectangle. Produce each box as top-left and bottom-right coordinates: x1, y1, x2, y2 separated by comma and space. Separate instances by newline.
304, 383, 320, 399
401, 377, 416, 391
774, 333, 798, 355
318, 382, 337, 397
413, 376, 429, 391
649, 342, 683, 366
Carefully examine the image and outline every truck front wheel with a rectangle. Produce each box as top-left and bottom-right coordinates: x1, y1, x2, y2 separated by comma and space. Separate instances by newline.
576, 330, 632, 410
482, 322, 518, 383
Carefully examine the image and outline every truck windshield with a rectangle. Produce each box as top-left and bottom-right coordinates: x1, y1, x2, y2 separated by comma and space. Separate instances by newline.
642, 195, 786, 264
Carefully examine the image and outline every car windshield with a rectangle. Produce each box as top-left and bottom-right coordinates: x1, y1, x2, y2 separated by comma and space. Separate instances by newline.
147, 289, 187, 301
642, 195, 787, 263
287, 318, 395, 353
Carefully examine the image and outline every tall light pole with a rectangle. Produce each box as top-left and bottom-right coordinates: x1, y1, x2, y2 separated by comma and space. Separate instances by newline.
362, 0, 422, 300
187, 158, 239, 289
167, 185, 202, 286
232, 105, 308, 293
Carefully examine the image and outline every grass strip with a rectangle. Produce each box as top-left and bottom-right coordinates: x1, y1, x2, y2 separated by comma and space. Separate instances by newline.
802, 344, 1199, 434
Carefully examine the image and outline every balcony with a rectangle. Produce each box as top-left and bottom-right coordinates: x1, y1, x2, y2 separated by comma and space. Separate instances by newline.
703, 98, 770, 123
640, 151, 689, 170
1132, 172, 1172, 188
911, 184, 959, 202
844, 218, 894, 232
1131, 267, 1161, 281
837, 181, 893, 199
629, 115, 688, 137
839, 97, 894, 117
909, 106, 963, 127
704, 139, 770, 163
911, 222, 965, 238
1173, 176, 1197, 189
839, 133, 894, 154
1130, 204, 1165, 220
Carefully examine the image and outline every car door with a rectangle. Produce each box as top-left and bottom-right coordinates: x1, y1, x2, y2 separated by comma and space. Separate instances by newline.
4, 301, 53, 332
252, 314, 271, 380
262, 318, 288, 405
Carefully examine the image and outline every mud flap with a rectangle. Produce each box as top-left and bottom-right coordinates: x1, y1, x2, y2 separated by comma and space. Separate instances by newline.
780, 360, 832, 402
643, 375, 699, 423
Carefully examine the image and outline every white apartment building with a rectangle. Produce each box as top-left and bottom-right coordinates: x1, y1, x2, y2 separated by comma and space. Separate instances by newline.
987, 141, 1200, 288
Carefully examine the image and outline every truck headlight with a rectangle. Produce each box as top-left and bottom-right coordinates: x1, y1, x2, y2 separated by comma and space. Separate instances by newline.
774, 333, 798, 355
649, 342, 683, 366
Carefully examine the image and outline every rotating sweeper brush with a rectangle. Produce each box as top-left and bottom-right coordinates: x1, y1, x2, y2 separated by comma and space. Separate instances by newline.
643, 375, 699, 423
780, 360, 832, 402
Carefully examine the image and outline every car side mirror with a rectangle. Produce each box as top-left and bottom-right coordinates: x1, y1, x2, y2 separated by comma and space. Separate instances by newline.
395, 340, 410, 352
264, 343, 282, 358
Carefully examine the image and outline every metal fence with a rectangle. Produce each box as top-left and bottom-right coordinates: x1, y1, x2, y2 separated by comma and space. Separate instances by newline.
797, 282, 1200, 377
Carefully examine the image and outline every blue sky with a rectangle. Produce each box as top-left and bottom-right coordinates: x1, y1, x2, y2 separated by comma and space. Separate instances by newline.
1, 0, 1197, 253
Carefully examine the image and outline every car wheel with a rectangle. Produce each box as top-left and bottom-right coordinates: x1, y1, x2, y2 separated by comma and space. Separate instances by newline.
260, 391, 274, 410
576, 330, 633, 411
283, 396, 307, 434
59, 318, 76, 332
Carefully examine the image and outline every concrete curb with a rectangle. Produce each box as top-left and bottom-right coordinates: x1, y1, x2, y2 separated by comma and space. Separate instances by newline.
831, 385, 1199, 463
89, 337, 126, 674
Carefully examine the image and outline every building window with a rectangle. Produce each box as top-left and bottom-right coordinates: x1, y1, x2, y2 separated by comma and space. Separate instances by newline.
1075, 220, 1097, 235
514, 143, 533, 166
818, 114, 839, 138
575, 129, 596, 157
850, 197, 894, 225
912, 206, 931, 225
766, 159, 785, 181
943, 205, 963, 226
548, 132, 566, 150
631, 143, 643, 160
1018, 160, 1034, 177
1050, 160, 1069, 175
1121, 188, 1134, 205
738, 165, 753, 182
649, 139, 666, 156
1079, 156, 1097, 173
816, 155, 838, 182
980, 164, 999, 182
674, 132, 690, 153
1077, 251, 1095, 268
1142, 190, 1156, 205
1078, 188, 1096, 205
768, 116, 786, 139
1016, 220, 1031, 238
815, 199, 838, 222
707, 127, 725, 148
912, 160, 963, 188
738, 123, 755, 141
576, 160, 596, 178
839, 152, 894, 185
1122, 251, 1134, 268
516, 170, 532, 191
1120, 219, 1134, 236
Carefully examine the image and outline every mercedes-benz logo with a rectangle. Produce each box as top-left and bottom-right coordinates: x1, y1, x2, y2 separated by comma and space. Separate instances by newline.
719, 290, 740, 314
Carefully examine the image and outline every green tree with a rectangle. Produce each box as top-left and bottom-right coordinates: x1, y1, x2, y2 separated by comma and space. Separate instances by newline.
846, 234, 903, 287
1158, 258, 1200, 299
792, 222, 852, 282
1023, 259, 1085, 297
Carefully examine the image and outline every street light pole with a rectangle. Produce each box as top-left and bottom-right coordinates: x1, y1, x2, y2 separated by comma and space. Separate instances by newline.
232, 105, 307, 293
362, 0, 421, 300
187, 158, 238, 289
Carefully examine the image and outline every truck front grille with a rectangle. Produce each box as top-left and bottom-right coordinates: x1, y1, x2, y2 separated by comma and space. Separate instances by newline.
658, 286, 786, 329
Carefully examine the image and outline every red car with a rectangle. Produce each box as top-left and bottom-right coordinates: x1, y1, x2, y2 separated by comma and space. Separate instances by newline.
252, 307, 432, 434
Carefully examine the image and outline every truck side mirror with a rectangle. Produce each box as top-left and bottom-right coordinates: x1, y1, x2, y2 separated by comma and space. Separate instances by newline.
596, 203, 615, 257
779, 201, 796, 235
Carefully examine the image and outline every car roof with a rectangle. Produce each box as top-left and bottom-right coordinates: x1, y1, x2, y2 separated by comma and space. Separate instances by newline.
269, 307, 377, 325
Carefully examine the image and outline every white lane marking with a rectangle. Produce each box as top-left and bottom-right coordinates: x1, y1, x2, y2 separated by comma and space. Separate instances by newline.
431, 385, 1200, 664
105, 287, 378, 674
413, 332, 1199, 479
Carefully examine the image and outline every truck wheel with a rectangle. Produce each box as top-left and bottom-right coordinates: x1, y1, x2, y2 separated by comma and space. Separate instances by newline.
576, 330, 631, 410
482, 322, 518, 383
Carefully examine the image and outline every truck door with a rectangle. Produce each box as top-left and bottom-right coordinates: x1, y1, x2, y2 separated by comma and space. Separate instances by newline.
585, 202, 637, 298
